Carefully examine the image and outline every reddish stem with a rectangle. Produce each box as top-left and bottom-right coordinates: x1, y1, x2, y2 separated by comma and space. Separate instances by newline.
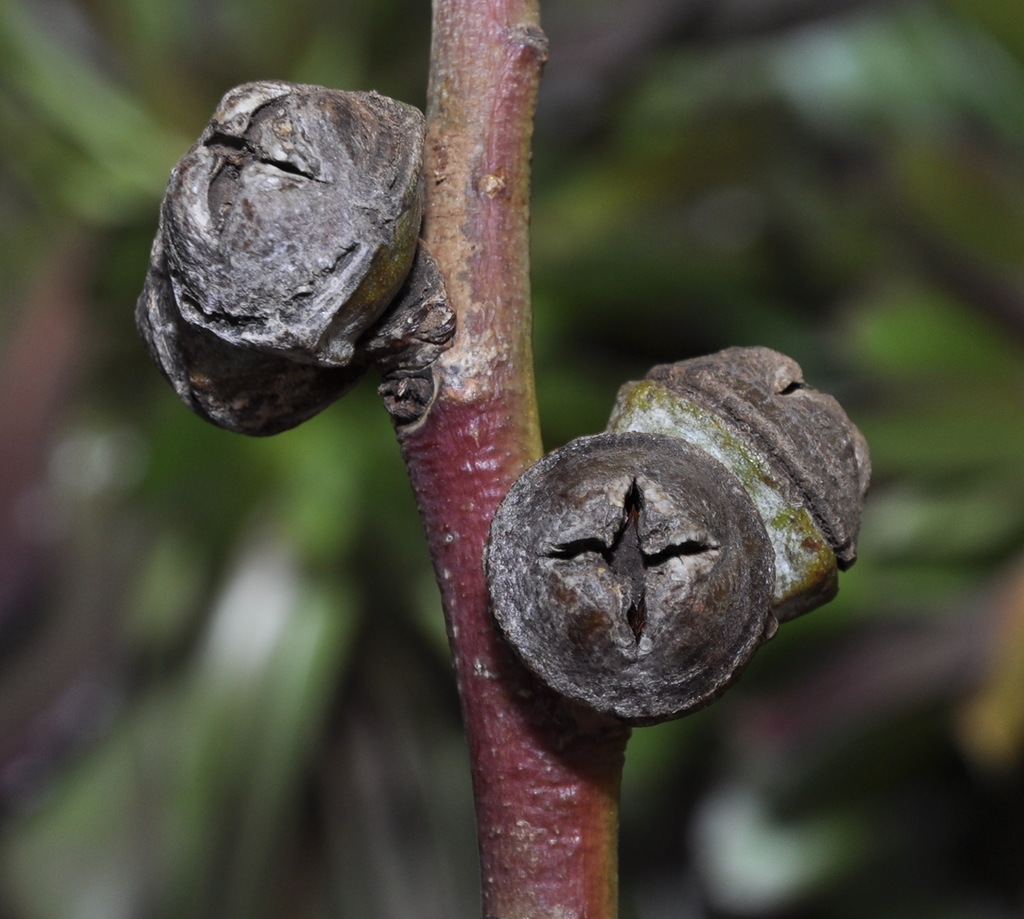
394, 1, 630, 917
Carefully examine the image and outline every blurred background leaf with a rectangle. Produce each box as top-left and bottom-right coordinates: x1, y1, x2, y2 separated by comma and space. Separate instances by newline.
1, 0, 1022, 917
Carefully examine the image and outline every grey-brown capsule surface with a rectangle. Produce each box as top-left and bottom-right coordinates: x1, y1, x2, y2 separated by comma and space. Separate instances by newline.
609, 346, 870, 621
645, 346, 871, 568
136, 81, 431, 435
486, 432, 776, 725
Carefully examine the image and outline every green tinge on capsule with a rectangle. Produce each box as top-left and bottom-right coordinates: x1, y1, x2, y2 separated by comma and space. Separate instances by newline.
607, 379, 837, 620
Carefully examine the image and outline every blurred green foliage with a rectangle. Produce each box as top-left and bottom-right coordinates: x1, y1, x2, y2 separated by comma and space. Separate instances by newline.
1, 0, 1023, 917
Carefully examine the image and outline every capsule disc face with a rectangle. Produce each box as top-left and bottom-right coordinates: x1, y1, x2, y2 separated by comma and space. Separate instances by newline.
486, 432, 775, 725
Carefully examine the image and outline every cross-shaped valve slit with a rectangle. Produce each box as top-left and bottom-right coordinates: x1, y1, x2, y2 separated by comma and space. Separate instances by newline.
548, 479, 717, 645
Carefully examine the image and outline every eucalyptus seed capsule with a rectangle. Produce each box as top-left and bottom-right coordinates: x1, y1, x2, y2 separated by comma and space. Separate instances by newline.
137, 81, 450, 435
487, 347, 870, 724
487, 432, 776, 725
609, 346, 870, 619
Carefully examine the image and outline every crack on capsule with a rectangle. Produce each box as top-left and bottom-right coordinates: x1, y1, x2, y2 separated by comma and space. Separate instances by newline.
548, 479, 716, 646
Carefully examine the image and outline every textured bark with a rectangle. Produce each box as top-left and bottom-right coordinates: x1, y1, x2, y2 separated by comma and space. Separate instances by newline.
394, 1, 629, 916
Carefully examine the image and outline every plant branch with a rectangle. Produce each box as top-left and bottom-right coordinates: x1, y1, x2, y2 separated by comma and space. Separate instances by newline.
393, 1, 630, 916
